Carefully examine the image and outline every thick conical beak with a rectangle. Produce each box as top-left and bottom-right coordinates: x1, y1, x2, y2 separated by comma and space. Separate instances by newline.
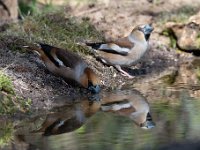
88, 85, 101, 94
140, 112, 155, 129
140, 120, 155, 129
142, 24, 154, 35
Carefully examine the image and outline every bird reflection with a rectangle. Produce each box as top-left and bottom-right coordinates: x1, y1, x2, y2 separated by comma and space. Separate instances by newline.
99, 90, 155, 129
31, 89, 155, 136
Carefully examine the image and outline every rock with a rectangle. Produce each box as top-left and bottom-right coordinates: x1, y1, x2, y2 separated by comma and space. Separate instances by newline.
165, 21, 200, 51
189, 11, 200, 25
176, 61, 199, 85
0, 0, 18, 25
177, 22, 200, 50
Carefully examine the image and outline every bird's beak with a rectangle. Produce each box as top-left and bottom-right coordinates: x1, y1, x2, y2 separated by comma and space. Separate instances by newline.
140, 112, 155, 129
142, 24, 154, 35
140, 120, 155, 129
88, 85, 101, 94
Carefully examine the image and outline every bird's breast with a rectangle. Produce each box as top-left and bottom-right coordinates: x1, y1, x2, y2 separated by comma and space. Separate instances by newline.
74, 63, 88, 79
127, 42, 149, 65
96, 41, 148, 67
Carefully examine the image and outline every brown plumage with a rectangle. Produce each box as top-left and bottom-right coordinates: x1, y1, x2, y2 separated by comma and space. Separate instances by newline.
99, 89, 155, 128
86, 24, 154, 78
31, 89, 155, 136
29, 43, 101, 93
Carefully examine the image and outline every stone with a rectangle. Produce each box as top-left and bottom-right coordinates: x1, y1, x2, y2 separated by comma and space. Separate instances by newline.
166, 21, 200, 51
189, 11, 200, 25
0, 0, 18, 25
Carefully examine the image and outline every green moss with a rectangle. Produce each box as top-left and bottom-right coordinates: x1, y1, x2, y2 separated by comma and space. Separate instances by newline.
0, 72, 32, 115
162, 28, 177, 48
19, 0, 38, 15
0, 73, 14, 94
18, 0, 58, 16
0, 10, 104, 55
195, 67, 200, 82
0, 122, 14, 148
76, 126, 86, 134
161, 70, 178, 85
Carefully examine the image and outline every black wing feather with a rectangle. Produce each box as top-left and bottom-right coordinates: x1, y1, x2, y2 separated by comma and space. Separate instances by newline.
39, 43, 60, 67
86, 42, 105, 50
86, 42, 128, 56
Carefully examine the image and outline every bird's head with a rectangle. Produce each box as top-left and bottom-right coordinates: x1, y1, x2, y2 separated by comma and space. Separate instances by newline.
130, 111, 155, 129
140, 112, 155, 129
80, 68, 101, 94
130, 24, 154, 42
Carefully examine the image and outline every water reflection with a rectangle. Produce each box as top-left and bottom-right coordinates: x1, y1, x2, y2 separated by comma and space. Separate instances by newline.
6, 89, 154, 149
31, 89, 155, 136
99, 90, 155, 129
4, 88, 200, 150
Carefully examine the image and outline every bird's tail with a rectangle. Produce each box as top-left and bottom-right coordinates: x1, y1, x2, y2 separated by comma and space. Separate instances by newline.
37, 43, 60, 67
38, 43, 53, 56
23, 44, 43, 56
24, 43, 60, 67
85, 42, 104, 50
24, 43, 53, 55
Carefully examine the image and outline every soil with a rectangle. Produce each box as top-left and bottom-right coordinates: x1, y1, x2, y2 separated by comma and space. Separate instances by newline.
1, 0, 200, 112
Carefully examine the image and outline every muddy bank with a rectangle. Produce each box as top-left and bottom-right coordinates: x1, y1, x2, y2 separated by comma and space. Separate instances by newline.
0, 37, 179, 111
0, 0, 200, 112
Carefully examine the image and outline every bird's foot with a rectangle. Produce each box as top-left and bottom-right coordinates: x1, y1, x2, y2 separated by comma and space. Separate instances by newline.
121, 72, 135, 79
115, 65, 134, 79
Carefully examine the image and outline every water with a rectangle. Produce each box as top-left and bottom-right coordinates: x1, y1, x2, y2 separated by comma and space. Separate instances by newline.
2, 89, 200, 150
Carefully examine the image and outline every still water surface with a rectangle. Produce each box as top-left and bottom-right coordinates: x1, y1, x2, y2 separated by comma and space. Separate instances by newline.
2, 89, 200, 150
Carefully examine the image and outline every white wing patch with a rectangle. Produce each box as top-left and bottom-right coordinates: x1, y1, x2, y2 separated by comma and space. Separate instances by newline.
34, 50, 41, 56
101, 102, 132, 111
54, 56, 64, 66
99, 43, 130, 53
55, 120, 65, 128
101, 58, 108, 64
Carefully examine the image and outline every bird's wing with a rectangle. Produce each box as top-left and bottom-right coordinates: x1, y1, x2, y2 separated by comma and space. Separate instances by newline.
86, 37, 134, 56
39, 43, 84, 69
39, 43, 61, 67
101, 99, 135, 113
54, 48, 76, 68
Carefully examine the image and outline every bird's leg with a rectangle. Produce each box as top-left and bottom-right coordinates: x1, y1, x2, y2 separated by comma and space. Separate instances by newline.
115, 65, 134, 79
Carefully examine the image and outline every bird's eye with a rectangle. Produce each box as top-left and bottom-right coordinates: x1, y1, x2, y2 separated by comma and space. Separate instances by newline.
138, 25, 146, 31
138, 27, 143, 31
